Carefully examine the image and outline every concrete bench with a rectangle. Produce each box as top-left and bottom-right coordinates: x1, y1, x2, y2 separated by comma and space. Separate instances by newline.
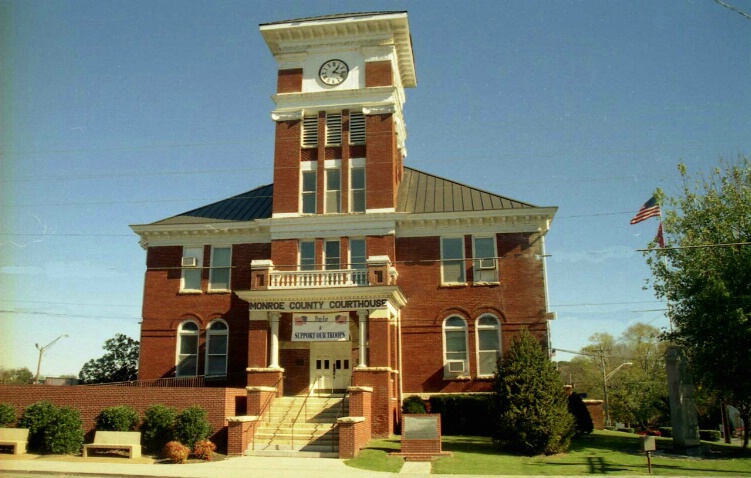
0, 428, 29, 455
83, 431, 142, 459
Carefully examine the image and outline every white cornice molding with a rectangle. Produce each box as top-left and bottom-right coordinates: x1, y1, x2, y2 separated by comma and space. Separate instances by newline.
271, 110, 303, 121
271, 86, 401, 115
270, 214, 396, 240
394, 208, 558, 238
130, 220, 271, 249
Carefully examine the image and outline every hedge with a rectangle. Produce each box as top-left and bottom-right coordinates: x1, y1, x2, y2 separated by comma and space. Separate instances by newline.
428, 394, 495, 436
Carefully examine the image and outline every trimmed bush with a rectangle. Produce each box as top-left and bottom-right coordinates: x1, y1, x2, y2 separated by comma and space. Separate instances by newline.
163, 440, 190, 463
429, 394, 495, 436
567, 392, 594, 436
18, 401, 58, 451
0, 403, 16, 427
173, 406, 212, 450
192, 439, 217, 461
95, 405, 140, 431
699, 429, 721, 442
44, 406, 84, 454
402, 395, 427, 415
141, 405, 177, 453
493, 328, 575, 455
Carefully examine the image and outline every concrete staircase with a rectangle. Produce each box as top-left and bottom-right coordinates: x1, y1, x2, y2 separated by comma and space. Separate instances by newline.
247, 394, 348, 458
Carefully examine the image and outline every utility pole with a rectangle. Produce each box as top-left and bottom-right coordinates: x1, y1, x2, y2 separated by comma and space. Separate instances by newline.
34, 334, 68, 384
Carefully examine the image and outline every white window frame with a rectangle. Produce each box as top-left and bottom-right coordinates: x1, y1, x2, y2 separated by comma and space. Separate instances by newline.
476, 315, 501, 377
473, 236, 499, 283
205, 319, 229, 376
350, 158, 366, 213
324, 239, 341, 270
209, 246, 232, 291
443, 316, 469, 377
300, 162, 317, 214
349, 112, 366, 144
325, 112, 342, 146
181, 246, 204, 292
299, 240, 316, 271
176, 320, 199, 377
302, 115, 318, 147
441, 237, 466, 284
324, 160, 342, 214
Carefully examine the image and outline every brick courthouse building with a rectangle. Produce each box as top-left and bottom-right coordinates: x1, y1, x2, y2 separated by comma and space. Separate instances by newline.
131, 12, 557, 450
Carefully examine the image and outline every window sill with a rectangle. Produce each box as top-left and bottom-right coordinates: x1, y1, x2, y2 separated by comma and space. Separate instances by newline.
179, 290, 202, 295
443, 374, 472, 381
440, 282, 468, 289
472, 281, 500, 287
207, 289, 231, 294
475, 375, 495, 381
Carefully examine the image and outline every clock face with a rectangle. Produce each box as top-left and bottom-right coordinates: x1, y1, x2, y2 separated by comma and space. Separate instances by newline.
319, 59, 349, 86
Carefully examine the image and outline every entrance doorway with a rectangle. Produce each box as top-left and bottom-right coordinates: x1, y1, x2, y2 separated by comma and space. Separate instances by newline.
310, 341, 352, 393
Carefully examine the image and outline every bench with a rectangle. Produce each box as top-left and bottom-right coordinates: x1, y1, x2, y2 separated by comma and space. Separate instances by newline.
0, 428, 29, 455
83, 431, 142, 459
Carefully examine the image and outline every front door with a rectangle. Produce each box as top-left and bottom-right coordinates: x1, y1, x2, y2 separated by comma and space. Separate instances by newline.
310, 341, 352, 393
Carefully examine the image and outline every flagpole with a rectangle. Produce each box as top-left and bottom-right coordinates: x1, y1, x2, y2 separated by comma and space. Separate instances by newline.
659, 205, 673, 333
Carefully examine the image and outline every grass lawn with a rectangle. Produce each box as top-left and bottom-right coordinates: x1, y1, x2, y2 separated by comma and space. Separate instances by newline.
345, 430, 751, 475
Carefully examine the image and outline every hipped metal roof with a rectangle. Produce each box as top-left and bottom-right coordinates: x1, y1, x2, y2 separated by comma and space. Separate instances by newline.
146, 167, 537, 225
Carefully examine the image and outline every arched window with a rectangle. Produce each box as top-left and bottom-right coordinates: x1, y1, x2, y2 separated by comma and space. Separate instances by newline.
205, 320, 228, 376
443, 316, 468, 375
476, 315, 501, 376
176, 321, 199, 377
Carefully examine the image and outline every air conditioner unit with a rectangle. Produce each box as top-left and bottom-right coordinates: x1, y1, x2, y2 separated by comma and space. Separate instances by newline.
478, 258, 496, 270
447, 360, 465, 373
181, 257, 198, 267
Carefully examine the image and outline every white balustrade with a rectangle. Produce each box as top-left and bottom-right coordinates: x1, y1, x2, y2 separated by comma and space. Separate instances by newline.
268, 269, 368, 289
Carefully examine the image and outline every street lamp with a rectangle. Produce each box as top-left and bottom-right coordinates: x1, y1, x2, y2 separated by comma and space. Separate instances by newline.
602, 361, 632, 427
34, 334, 68, 384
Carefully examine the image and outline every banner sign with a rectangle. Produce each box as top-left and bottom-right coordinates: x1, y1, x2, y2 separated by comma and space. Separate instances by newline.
292, 313, 349, 342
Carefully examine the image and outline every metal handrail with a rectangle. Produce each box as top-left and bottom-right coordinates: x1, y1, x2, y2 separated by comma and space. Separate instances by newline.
290, 375, 321, 450
331, 375, 353, 451
250, 374, 284, 454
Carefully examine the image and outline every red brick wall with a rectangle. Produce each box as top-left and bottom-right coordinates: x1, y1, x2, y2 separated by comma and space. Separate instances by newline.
272, 120, 302, 215
139, 243, 270, 383
395, 232, 548, 394
338, 388, 372, 458
353, 369, 396, 438
365, 114, 398, 210
0, 385, 246, 451
277, 68, 302, 93
365, 61, 393, 87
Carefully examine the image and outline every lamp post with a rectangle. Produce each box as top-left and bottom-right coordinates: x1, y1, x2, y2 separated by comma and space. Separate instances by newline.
603, 361, 633, 427
34, 334, 68, 384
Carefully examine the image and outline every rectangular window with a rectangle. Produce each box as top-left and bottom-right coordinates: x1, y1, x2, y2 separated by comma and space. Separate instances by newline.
302, 116, 318, 147
209, 246, 231, 291
350, 238, 366, 270
441, 237, 466, 284
181, 246, 203, 291
350, 166, 366, 213
301, 170, 317, 214
478, 329, 500, 376
326, 113, 342, 145
349, 112, 366, 144
325, 240, 341, 270
473, 236, 498, 282
325, 168, 341, 213
300, 241, 315, 271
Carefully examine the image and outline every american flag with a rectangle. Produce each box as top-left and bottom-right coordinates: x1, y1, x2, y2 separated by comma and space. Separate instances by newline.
630, 196, 661, 224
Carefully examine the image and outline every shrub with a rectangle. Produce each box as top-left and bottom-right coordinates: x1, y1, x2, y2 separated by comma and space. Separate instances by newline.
44, 406, 84, 454
402, 396, 427, 415
429, 394, 495, 436
173, 406, 212, 450
95, 405, 140, 431
493, 328, 575, 455
699, 429, 721, 442
567, 392, 594, 436
18, 401, 58, 450
141, 405, 177, 452
0, 403, 16, 427
617, 427, 635, 434
163, 440, 190, 463
192, 439, 216, 461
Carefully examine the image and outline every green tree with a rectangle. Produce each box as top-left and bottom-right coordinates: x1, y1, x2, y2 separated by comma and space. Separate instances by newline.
0, 367, 34, 384
646, 158, 751, 448
79, 334, 140, 384
494, 328, 574, 455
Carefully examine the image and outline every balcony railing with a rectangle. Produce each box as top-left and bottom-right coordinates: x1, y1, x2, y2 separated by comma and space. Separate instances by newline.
268, 269, 368, 289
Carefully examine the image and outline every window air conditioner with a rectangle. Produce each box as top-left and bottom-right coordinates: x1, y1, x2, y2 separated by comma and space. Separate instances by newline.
478, 258, 496, 270
447, 360, 465, 373
181, 257, 198, 267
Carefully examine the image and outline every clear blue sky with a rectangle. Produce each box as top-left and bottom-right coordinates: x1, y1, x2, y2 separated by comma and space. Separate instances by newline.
2, 1, 750, 377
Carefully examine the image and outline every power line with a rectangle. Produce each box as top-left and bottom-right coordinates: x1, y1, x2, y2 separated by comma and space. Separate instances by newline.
713, 0, 751, 20
0, 309, 139, 321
